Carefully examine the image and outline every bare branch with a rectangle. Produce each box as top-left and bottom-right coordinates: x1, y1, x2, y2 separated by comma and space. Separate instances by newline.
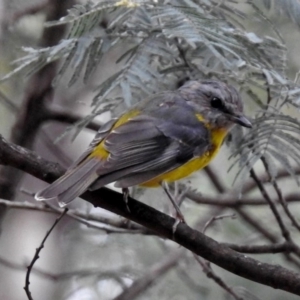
44, 109, 102, 132
187, 190, 300, 206
0, 198, 148, 234
1, 137, 300, 295
249, 169, 300, 257
0, 90, 18, 113
24, 208, 68, 300
224, 242, 297, 254
261, 156, 300, 232
235, 208, 300, 269
0, 255, 131, 286
204, 165, 227, 193
113, 250, 183, 300
193, 255, 243, 300
0, 0, 73, 202
202, 213, 236, 234
242, 167, 300, 194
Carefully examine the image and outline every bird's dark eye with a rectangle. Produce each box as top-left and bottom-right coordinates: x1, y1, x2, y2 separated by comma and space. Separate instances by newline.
210, 97, 225, 110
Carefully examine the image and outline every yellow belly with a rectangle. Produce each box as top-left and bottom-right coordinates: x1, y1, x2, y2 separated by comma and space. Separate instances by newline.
141, 126, 228, 187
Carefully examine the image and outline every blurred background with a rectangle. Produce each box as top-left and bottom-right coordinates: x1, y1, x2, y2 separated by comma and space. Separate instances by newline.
1, 0, 300, 300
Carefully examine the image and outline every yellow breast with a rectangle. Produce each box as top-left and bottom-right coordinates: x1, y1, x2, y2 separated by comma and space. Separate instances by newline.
141, 116, 228, 187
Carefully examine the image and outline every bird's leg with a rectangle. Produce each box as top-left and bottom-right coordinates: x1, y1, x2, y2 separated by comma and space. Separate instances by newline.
161, 181, 186, 234
122, 187, 131, 213
173, 181, 189, 208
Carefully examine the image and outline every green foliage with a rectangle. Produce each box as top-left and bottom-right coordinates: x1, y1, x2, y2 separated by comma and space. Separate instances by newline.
3, 0, 300, 188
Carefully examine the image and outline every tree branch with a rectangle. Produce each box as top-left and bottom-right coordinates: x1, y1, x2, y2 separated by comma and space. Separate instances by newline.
113, 250, 183, 300
250, 169, 300, 258
223, 242, 297, 254
24, 208, 67, 300
44, 109, 102, 132
0, 197, 146, 233
1, 136, 300, 295
0, 0, 73, 202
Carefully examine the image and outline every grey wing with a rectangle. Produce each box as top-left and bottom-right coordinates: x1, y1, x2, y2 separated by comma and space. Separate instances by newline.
90, 115, 209, 189
68, 118, 117, 169
35, 119, 117, 206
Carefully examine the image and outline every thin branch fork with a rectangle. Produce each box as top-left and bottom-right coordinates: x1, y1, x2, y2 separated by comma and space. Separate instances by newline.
0, 198, 145, 233
1, 199, 294, 255
24, 209, 68, 300
1, 136, 300, 295
261, 156, 300, 232
249, 169, 300, 258
224, 241, 298, 254
113, 250, 183, 300
193, 255, 243, 300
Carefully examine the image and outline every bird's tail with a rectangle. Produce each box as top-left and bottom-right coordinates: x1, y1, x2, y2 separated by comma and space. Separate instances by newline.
35, 158, 101, 207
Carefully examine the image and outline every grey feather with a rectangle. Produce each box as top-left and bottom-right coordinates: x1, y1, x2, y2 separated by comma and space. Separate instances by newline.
91, 142, 191, 189
90, 142, 178, 190
68, 118, 117, 169
114, 169, 170, 188
35, 158, 101, 206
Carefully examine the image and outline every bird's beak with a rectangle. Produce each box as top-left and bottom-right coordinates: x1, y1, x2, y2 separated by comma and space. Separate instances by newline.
231, 114, 252, 128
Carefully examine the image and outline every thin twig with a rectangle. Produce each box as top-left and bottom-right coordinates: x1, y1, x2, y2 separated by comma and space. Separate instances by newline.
176, 263, 207, 294
0, 255, 129, 286
236, 207, 300, 269
204, 165, 227, 193
0, 198, 148, 234
202, 213, 236, 234
196, 167, 243, 300
39, 128, 72, 167
44, 109, 101, 132
249, 169, 292, 242
0, 0, 72, 204
187, 189, 300, 206
173, 181, 189, 207
242, 166, 300, 194
236, 207, 278, 242
249, 167, 300, 265
224, 241, 296, 254
46, 202, 146, 234
261, 156, 300, 232
162, 181, 186, 223
193, 255, 244, 300
24, 208, 68, 300
113, 250, 183, 300
0, 90, 19, 113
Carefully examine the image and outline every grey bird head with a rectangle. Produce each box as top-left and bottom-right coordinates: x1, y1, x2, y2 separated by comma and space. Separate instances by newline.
179, 80, 252, 130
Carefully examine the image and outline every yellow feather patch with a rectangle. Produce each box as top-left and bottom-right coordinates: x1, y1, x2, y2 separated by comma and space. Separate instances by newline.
89, 110, 140, 159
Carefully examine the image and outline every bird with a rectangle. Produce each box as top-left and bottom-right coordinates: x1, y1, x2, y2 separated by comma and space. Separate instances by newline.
35, 80, 252, 208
